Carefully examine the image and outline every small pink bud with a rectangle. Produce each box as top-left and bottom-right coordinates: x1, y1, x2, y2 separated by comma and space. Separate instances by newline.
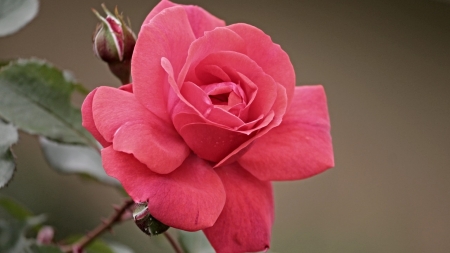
92, 4, 136, 84
36, 226, 54, 245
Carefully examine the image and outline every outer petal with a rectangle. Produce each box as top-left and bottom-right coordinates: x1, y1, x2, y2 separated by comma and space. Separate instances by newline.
91, 87, 189, 174
113, 121, 190, 174
143, 0, 225, 38
203, 163, 274, 253
228, 23, 295, 105
238, 85, 334, 181
91, 86, 155, 142
81, 88, 109, 147
132, 6, 195, 123
143, 0, 176, 23
183, 4, 226, 38
102, 147, 226, 231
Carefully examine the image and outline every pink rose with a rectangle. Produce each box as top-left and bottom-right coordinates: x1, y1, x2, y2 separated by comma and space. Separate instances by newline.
82, 0, 334, 252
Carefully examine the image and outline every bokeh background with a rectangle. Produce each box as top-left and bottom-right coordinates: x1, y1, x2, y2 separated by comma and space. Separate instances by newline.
1, 0, 450, 252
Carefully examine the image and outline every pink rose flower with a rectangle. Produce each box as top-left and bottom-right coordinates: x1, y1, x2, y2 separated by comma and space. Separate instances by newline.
82, 0, 334, 252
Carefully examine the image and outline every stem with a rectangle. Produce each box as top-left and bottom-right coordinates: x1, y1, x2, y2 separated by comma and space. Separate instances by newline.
60, 199, 134, 253
59, 199, 184, 253
164, 232, 184, 253
108, 61, 131, 85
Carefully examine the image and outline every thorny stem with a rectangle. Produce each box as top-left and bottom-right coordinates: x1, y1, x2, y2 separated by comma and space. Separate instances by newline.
59, 199, 185, 253
60, 199, 134, 253
164, 232, 184, 253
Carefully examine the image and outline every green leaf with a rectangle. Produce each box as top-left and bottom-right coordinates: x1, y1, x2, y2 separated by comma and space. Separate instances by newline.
0, 121, 18, 188
0, 220, 33, 253
0, 197, 49, 253
0, 151, 15, 188
39, 137, 120, 187
178, 230, 214, 253
0, 214, 46, 253
0, 0, 39, 37
0, 59, 96, 147
0, 196, 32, 220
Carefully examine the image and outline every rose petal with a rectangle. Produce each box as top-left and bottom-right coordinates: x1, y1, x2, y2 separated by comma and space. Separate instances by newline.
196, 64, 231, 84
182, 4, 226, 38
113, 121, 190, 174
132, 6, 195, 123
228, 23, 295, 105
207, 107, 244, 128
102, 147, 226, 231
172, 102, 206, 131
235, 71, 270, 122
118, 83, 133, 93
161, 60, 218, 130
179, 81, 212, 115
204, 163, 273, 253
163, 57, 246, 136
172, 82, 285, 167
161, 57, 206, 120
164, 58, 252, 133
238, 82, 287, 134
92, 86, 164, 142
178, 27, 246, 86
197, 51, 278, 122
81, 88, 110, 147
143, 0, 225, 38
181, 82, 244, 128
179, 123, 252, 162
212, 82, 289, 167
238, 85, 334, 181
237, 80, 287, 134
171, 94, 248, 135
143, 0, 176, 24
237, 111, 273, 133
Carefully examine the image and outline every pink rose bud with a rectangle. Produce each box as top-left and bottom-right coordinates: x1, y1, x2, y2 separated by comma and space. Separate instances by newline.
36, 226, 54, 245
92, 4, 136, 84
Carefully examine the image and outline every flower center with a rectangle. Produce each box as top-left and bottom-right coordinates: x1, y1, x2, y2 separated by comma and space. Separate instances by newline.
201, 82, 247, 116
209, 93, 230, 105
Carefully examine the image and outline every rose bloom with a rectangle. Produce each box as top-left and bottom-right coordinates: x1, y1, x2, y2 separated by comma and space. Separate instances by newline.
82, 0, 334, 252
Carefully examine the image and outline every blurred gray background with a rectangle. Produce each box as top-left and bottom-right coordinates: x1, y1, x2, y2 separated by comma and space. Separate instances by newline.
1, 0, 450, 252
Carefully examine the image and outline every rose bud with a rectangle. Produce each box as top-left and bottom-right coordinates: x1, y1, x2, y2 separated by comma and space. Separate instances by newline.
92, 4, 136, 84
